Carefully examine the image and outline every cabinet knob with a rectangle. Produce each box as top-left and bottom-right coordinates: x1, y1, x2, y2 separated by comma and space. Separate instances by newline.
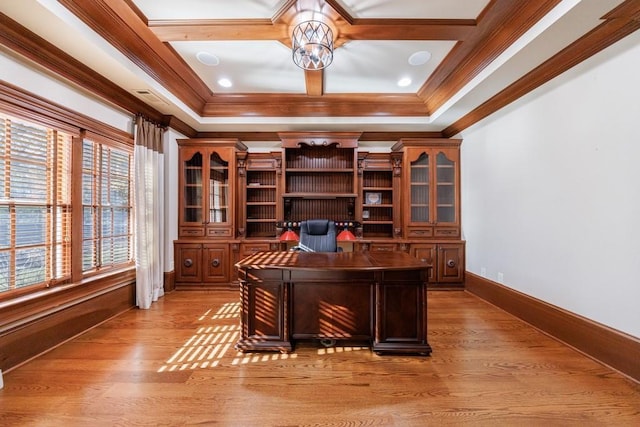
446, 259, 456, 268
211, 258, 220, 268
184, 258, 193, 268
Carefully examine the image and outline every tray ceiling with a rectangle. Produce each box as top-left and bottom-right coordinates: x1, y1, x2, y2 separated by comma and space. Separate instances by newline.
1, 0, 638, 138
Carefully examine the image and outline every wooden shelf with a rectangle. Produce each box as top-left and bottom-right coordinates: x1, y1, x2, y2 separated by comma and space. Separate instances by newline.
286, 168, 353, 173
364, 203, 393, 208
284, 193, 357, 198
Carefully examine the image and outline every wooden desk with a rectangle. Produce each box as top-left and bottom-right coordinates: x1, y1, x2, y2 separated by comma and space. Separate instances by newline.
235, 251, 432, 355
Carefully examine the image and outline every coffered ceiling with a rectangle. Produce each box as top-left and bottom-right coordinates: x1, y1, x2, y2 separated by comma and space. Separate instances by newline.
1, 0, 639, 140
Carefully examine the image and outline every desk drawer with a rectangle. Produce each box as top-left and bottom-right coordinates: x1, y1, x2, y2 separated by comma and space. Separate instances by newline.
290, 269, 374, 283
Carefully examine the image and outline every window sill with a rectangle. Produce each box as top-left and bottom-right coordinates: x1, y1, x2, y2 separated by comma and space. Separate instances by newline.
0, 266, 136, 334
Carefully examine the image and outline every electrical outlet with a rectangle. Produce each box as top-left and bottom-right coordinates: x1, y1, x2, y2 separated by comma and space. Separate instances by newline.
497, 272, 504, 283
480, 267, 487, 277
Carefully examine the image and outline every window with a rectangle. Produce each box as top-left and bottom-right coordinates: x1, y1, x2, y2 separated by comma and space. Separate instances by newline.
81, 139, 133, 273
0, 114, 72, 293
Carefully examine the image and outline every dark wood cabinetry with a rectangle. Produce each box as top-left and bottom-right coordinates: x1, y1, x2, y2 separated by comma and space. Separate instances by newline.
238, 151, 281, 239
280, 132, 359, 222
175, 134, 464, 288
393, 139, 461, 239
358, 152, 401, 239
178, 142, 242, 238
174, 242, 230, 286
411, 242, 465, 284
174, 139, 246, 289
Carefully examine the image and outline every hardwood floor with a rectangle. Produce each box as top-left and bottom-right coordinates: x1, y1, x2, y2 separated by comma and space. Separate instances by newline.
1, 290, 639, 426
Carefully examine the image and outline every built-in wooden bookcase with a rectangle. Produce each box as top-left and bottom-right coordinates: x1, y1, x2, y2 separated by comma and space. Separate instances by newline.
358, 152, 400, 239
242, 152, 280, 239
279, 132, 359, 223
392, 138, 464, 287
174, 135, 465, 288
174, 139, 247, 289
393, 139, 461, 239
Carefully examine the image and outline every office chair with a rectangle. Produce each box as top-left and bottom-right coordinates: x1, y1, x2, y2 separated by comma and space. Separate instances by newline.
297, 219, 338, 252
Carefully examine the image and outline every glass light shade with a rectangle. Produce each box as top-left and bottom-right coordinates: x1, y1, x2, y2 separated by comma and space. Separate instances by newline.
337, 229, 357, 241
279, 229, 299, 242
292, 20, 334, 70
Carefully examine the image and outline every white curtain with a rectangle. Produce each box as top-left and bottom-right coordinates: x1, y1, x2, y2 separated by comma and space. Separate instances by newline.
134, 116, 165, 309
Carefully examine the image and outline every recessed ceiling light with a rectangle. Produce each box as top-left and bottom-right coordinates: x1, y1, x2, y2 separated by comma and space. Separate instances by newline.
408, 50, 431, 66
196, 51, 220, 66
218, 78, 232, 88
397, 77, 412, 87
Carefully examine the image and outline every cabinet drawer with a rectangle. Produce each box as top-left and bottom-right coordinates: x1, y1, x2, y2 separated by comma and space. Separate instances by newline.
407, 227, 433, 238
434, 227, 460, 237
370, 243, 397, 252
241, 243, 272, 256
207, 228, 232, 237
179, 227, 205, 237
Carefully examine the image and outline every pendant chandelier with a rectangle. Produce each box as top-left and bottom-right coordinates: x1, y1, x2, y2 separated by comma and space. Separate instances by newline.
292, 20, 334, 70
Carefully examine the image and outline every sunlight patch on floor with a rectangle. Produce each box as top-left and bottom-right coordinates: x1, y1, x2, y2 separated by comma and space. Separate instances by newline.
158, 301, 367, 372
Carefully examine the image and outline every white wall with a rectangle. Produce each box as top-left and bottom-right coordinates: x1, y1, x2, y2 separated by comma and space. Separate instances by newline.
460, 31, 640, 338
0, 51, 133, 132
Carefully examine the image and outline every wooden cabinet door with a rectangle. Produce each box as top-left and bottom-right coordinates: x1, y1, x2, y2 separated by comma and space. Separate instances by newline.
436, 243, 465, 283
177, 143, 237, 239
204, 147, 234, 238
203, 243, 229, 283
178, 148, 206, 236
411, 244, 436, 282
395, 141, 461, 238
175, 243, 202, 283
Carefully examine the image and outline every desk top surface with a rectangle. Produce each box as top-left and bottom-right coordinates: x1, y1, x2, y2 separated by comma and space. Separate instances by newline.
236, 251, 429, 271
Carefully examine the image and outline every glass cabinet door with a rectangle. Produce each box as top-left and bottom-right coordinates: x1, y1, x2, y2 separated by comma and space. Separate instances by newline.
183, 151, 203, 224
208, 152, 229, 224
410, 152, 430, 223
435, 151, 456, 223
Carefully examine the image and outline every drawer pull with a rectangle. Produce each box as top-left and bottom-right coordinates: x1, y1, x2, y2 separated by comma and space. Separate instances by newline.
184, 258, 193, 268
446, 259, 456, 268
211, 258, 220, 268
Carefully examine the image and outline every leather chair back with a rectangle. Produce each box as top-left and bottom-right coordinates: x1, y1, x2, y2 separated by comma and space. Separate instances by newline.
299, 219, 338, 252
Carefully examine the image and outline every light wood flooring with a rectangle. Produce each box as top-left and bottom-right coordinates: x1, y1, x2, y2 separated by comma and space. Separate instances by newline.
1, 290, 639, 426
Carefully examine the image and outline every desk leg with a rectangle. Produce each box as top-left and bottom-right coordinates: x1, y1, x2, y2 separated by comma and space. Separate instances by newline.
373, 281, 432, 355
235, 280, 293, 353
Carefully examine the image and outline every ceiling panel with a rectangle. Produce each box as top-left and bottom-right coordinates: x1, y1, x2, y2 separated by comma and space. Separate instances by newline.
0, 0, 636, 138
325, 40, 456, 93
132, 0, 283, 20
338, 0, 491, 19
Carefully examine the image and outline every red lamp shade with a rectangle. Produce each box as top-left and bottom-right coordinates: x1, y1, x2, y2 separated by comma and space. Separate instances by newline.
279, 229, 299, 242
337, 228, 357, 241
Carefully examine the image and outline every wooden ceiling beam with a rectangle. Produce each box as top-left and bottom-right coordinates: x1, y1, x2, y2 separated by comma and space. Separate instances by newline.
58, 0, 211, 113
419, 0, 562, 114
336, 19, 476, 41
442, 0, 640, 138
304, 70, 324, 96
149, 20, 290, 42
0, 12, 170, 125
149, 18, 475, 42
202, 93, 428, 117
